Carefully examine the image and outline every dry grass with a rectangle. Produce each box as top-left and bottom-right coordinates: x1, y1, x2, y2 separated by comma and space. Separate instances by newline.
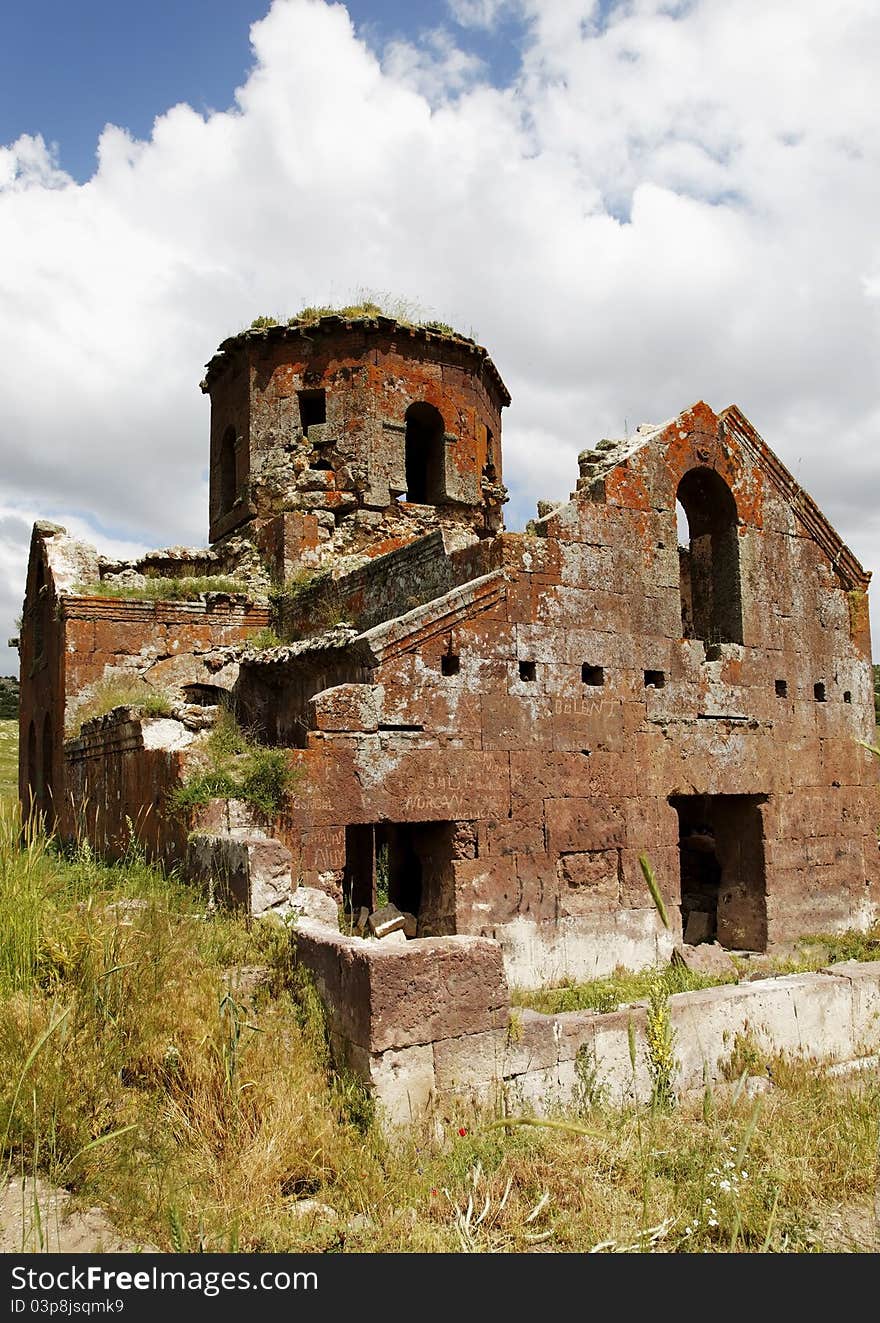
65, 678, 172, 738
0, 726, 877, 1253
0, 798, 875, 1252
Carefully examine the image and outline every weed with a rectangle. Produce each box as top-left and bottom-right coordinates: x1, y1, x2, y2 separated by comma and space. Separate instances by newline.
573, 1043, 606, 1114
246, 627, 283, 651
66, 678, 173, 737
511, 962, 735, 1015
74, 576, 249, 603
168, 710, 298, 821
645, 977, 678, 1111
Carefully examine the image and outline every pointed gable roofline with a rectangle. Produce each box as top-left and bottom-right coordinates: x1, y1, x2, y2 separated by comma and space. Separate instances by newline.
720, 404, 870, 592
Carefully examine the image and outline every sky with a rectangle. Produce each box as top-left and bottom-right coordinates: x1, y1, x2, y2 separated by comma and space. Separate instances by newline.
1, 0, 878, 679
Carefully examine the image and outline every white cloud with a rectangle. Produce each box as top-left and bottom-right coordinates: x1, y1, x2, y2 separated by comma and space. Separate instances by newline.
447, 0, 521, 30
0, 0, 879, 679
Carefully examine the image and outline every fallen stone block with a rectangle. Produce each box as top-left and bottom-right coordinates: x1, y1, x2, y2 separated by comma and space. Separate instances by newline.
369, 903, 406, 939
380, 929, 407, 945
291, 886, 339, 929
683, 911, 714, 945
401, 911, 418, 939
672, 942, 738, 979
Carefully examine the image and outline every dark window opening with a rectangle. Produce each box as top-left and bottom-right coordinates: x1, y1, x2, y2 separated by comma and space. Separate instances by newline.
26, 720, 38, 820
342, 821, 462, 936
483, 426, 497, 480
677, 467, 743, 647
298, 389, 326, 431
775, 679, 788, 698
670, 794, 767, 952
814, 682, 826, 702
404, 402, 446, 504
218, 425, 237, 516
843, 690, 852, 704
441, 654, 460, 676
182, 683, 227, 707
644, 670, 665, 689
311, 457, 333, 471
582, 664, 604, 686
41, 712, 54, 829
519, 660, 536, 682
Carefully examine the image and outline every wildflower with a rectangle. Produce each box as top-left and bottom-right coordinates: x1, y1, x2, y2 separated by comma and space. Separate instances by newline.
458, 1127, 468, 1137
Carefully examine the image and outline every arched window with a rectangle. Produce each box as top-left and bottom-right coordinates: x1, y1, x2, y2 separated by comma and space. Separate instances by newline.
219, 426, 238, 516
42, 712, 54, 828
676, 467, 743, 646
404, 403, 445, 504
26, 720, 38, 820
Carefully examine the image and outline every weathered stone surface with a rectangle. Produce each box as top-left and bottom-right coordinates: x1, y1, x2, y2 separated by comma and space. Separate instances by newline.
19, 323, 880, 1109
185, 833, 293, 916
368, 903, 406, 939
293, 922, 508, 1053
291, 886, 338, 928
433, 1029, 507, 1094
672, 942, 739, 979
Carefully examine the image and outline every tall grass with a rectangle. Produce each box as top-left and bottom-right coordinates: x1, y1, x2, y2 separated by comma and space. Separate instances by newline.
0, 741, 877, 1250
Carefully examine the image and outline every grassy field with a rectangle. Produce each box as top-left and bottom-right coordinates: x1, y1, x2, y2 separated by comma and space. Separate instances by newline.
0, 720, 877, 1252
0, 720, 17, 801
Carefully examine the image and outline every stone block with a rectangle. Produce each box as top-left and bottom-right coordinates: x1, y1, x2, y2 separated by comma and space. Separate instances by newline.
505, 1009, 559, 1076
672, 942, 738, 979
544, 797, 625, 855
184, 832, 293, 916
368, 1044, 436, 1128
291, 886, 339, 928
433, 1029, 507, 1092
366, 934, 509, 1052
368, 903, 406, 939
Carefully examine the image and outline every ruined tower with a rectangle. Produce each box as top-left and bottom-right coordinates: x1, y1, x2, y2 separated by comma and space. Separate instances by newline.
200, 315, 511, 580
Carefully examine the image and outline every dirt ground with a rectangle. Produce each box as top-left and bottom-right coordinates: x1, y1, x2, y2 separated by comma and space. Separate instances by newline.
0, 1176, 158, 1253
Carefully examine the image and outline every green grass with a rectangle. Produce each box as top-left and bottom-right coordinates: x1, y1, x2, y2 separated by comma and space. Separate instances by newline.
511, 962, 738, 1016
245, 627, 284, 651
245, 296, 470, 341
0, 720, 18, 800
0, 794, 877, 1252
168, 709, 299, 820
74, 576, 250, 602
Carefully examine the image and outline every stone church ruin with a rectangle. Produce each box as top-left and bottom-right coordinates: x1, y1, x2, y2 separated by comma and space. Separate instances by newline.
17, 312, 880, 1120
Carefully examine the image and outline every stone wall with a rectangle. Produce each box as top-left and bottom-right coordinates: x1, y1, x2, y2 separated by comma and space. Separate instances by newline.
63, 713, 195, 860
293, 919, 880, 1126
201, 316, 509, 558
246, 401, 879, 983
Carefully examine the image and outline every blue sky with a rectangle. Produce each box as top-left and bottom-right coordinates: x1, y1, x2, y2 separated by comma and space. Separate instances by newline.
1, 1, 529, 183
0, 0, 878, 675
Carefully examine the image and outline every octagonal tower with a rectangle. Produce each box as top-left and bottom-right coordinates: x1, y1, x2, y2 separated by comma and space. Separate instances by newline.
200, 314, 510, 577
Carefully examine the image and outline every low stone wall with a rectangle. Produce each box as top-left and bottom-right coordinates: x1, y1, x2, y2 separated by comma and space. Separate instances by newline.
293, 919, 880, 1125
294, 920, 509, 1126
